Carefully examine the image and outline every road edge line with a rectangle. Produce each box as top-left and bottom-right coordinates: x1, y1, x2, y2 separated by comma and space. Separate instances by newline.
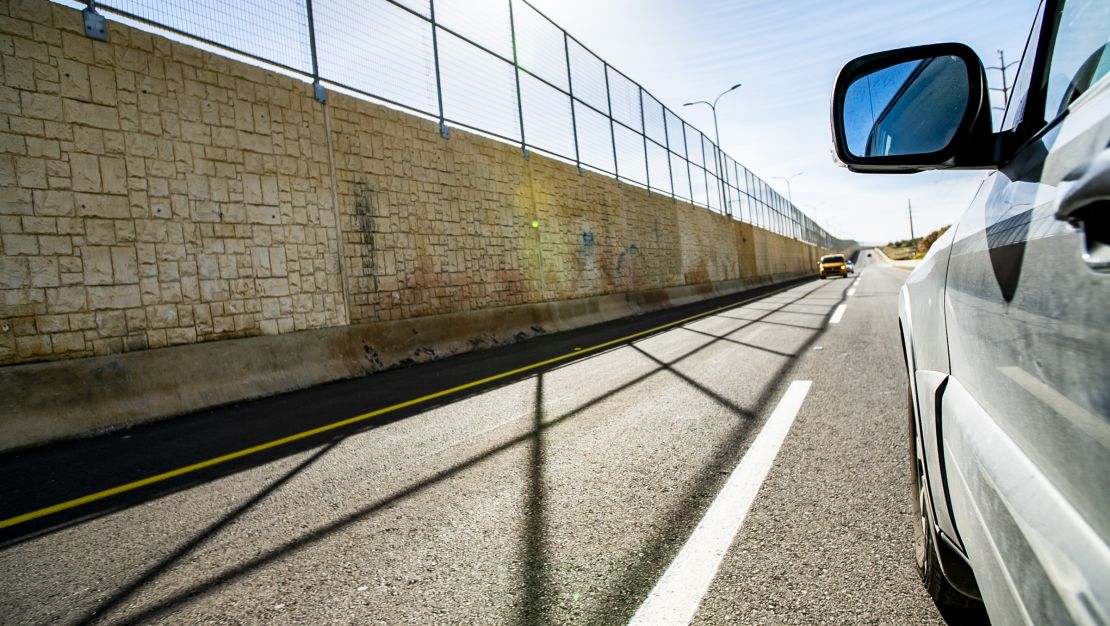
0, 281, 815, 531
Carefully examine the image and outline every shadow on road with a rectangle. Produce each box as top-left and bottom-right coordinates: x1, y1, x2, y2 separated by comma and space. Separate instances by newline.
3, 277, 863, 625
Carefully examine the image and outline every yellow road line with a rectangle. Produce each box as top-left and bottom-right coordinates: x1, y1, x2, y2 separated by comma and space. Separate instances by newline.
0, 280, 810, 531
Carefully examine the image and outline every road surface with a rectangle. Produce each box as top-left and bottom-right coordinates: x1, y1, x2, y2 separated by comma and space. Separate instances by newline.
0, 253, 954, 625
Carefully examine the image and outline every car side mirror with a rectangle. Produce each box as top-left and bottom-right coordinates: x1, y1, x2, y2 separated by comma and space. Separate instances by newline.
831, 43, 997, 173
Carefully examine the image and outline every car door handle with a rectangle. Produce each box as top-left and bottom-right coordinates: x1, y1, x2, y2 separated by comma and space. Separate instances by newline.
1056, 148, 1110, 270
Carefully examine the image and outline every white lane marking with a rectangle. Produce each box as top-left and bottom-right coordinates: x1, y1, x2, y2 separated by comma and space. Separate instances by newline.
628, 380, 812, 626
847, 288, 856, 297
829, 304, 847, 324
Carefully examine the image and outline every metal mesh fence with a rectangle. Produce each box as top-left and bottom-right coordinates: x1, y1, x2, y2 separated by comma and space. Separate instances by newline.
84, 0, 834, 248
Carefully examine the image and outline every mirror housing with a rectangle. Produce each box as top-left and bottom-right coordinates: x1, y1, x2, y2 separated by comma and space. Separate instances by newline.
831, 43, 998, 173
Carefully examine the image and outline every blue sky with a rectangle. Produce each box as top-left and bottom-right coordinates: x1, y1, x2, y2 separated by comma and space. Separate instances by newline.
527, 0, 1042, 243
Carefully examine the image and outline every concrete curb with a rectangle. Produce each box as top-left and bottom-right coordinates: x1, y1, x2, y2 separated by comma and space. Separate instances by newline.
0, 272, 810, 452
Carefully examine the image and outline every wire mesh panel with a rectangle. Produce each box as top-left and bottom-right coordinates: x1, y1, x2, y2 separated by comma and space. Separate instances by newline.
393, 0, 430, 18
665, 110, 685, 160
722, 175, 736, 218
613, 123, 646, 185
315, 0, 438, 115
732, 160, 747, 199
646, 141, 670, 196
746, 170, 762, 228
520, 73, 574, 159
567, 39, 608, 114
684, 125, 704, 169
87, 0, 836, 246
642, 94, 666, 147
606, 69, 641, 132
439, 29, 520, 141
575, 101, 614, 174
513, 1, 567, 91
690, 165, 710, 207
670, 152, 691, 201
706, 173, 722, 213
701, 135, 719, 179
435, 0, 512, 60
99, 0, 313, 73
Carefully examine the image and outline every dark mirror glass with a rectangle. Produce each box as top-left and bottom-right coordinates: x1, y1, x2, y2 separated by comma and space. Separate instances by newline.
842, 55, 970, 158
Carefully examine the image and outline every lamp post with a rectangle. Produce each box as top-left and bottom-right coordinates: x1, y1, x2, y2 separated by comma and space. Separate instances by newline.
684, 83, 741, 215
771, 171, 804, 207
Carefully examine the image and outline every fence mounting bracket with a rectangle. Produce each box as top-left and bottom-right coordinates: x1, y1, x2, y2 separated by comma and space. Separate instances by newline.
83, 6, 107, 41
440, 123, 450, 140
313, 80, 327, 104
522, 147, 530, 160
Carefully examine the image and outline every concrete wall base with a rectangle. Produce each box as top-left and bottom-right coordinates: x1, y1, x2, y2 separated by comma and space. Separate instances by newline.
0, 272, 811, 452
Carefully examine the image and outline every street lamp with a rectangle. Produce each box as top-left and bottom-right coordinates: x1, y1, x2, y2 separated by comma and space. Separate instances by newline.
771, 171, 804, 207
685, 83, 741, 215
683, 82, 741, 155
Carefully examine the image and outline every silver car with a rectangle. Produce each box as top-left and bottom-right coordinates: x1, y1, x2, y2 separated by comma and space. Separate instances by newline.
831, 1, 1109, 623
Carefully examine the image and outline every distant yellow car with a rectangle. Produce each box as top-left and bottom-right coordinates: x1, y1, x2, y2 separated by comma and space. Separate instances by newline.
819, 254, 848, 279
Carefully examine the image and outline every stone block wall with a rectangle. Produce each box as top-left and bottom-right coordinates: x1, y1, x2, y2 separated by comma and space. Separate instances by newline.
0, 0, 346, 364
0, 0, 824, 367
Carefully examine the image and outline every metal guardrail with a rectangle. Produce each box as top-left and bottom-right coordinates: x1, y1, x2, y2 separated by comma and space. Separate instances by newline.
76, 0, 836, 249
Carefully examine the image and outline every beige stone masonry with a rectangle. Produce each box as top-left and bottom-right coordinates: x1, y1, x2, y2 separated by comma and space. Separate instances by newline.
0, 0, 826, 367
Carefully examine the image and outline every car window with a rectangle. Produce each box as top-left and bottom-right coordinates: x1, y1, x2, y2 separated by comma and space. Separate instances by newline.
1043, 0, 1110, 119
1000, 3, 1044, 132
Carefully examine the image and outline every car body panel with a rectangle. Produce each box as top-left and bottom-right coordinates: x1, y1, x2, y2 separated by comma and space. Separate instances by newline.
943, 376, 1109, 625
888, 0, 1110, 620
900, 226, 963, 544
942, 74, 1110, 624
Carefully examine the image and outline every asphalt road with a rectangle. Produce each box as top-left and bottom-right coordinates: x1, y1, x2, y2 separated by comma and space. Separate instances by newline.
0, 253, 949, 625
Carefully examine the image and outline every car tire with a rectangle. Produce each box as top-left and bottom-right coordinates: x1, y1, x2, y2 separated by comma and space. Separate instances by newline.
908, 387, 978, 611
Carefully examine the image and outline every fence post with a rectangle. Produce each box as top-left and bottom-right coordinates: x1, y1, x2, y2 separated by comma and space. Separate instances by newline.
638, 87, 649, 190
719, 153, 730, 217
430, 0, 448, 138
733, 160, 744, 223
715, 146, 727, 216
508, 0, 527, 157
604, 64, 619, 182
700, 136, 711, 211
682, 123, 694, 203
305, 0, 326, 103
564, 33, 581, 175
663, 110, 674, 201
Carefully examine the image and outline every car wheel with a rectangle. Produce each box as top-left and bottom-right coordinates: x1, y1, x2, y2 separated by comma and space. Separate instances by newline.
908, 387, 978, 610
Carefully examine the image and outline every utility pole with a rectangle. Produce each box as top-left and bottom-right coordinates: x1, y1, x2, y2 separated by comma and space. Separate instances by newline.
908, 199, 916, 241
988, 49, 1018, 113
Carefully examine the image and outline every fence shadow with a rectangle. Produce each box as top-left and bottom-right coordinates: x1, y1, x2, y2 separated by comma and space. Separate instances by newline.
0, 278, 858, 625
56, 279, 844, 625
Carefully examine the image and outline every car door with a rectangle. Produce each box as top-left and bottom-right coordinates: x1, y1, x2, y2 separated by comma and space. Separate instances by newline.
942, 1, 1110, 623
